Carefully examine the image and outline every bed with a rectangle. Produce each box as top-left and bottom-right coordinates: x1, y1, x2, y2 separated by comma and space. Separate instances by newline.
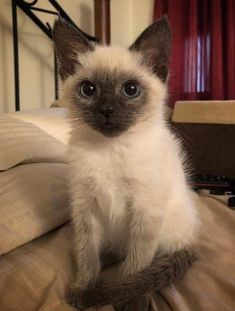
4, 1, 235, 310
0, 108, 235, 311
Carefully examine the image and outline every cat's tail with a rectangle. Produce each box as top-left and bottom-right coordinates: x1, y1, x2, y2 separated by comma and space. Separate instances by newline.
67, 248, 197, 309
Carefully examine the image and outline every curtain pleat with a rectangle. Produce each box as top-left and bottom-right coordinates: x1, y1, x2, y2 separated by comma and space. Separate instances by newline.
153, 0, 235, 106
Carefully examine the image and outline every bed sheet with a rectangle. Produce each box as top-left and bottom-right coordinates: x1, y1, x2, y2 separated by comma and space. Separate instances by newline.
0, 191, 235, 311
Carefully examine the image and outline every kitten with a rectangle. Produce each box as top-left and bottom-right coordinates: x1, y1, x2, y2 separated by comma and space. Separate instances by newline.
53, 17, 199, 310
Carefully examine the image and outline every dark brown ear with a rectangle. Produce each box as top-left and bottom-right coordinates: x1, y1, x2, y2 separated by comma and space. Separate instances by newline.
130, 16, 171, 82
53, 18, 94, 80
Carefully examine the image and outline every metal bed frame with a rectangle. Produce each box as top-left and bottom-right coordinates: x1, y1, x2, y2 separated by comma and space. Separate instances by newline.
11, 0, 103, 111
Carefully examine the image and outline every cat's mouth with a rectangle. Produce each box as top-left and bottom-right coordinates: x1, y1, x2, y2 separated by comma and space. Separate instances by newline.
89, 116, 126, 137
85, 113, 131, 137
98, 121, 123, 137
103, 121, 115, 129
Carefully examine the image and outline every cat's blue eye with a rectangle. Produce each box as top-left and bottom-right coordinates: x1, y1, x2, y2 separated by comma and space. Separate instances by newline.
80, 81, 96, 97
122, 80, 140, 98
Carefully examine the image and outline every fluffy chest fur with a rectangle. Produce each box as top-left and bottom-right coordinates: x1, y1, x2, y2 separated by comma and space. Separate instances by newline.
68, 129, 161, 225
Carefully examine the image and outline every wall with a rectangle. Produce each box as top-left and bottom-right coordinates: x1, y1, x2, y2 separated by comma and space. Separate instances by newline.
0, 0, 153, 113
111, 0, 154, 46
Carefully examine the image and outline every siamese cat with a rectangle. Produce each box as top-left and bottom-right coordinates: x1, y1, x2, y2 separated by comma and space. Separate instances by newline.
53, 17, 198, 311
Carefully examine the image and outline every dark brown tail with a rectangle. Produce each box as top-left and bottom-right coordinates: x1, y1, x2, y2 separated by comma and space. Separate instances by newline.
67, 248, 197, 309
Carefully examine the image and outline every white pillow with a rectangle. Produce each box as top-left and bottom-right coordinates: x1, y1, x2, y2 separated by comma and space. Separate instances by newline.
0, 163, 69, 255
7, 108, 70, 144
0, 115, 67, 171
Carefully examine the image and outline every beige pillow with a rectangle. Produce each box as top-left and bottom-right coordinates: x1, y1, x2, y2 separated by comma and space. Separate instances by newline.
0, 163, 69, 255
7, 108, 69, 144
0, 116, 67, 171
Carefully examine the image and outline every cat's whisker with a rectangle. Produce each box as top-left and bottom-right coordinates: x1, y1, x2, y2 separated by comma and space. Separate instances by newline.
165, 122, 196, 153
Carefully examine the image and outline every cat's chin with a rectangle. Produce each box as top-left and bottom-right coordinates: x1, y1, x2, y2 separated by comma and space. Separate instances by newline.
96, 127, 124, 138
92, 122, 127, 138
98, 127, 124, 138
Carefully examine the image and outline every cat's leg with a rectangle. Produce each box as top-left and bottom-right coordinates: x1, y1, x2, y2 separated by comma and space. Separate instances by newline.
67, 191, 103, 309
120, 198, 159, 275
72, 210, 102, 289
157, 194, 198, 253
66, 189, 102, 297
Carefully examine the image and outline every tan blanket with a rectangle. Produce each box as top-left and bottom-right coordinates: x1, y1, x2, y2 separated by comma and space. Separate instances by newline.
0, 191, 235, 311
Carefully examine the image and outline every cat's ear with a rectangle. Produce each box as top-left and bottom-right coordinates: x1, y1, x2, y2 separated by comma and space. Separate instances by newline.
53, 18, 94, 80
130, 16, 171, 82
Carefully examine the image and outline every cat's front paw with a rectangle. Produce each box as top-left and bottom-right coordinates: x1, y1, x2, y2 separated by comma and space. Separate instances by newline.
66, 283, 87, 310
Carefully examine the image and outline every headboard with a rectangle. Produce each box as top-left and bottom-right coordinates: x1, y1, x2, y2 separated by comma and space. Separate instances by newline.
11, 0, 110, 111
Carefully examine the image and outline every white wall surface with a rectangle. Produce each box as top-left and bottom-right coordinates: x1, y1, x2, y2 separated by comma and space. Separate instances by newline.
0, 0, 153, 113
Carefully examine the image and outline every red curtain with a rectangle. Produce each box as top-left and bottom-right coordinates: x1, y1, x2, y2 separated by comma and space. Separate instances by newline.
153, 0, 235, 107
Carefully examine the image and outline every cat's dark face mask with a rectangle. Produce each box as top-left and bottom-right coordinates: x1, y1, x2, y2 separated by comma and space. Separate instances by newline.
72, 73, 148, 137
53, 17, 171, 137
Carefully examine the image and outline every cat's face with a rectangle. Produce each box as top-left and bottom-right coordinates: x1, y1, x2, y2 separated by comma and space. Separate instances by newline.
65, 47, 165, 137
53, 17, 171, 138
